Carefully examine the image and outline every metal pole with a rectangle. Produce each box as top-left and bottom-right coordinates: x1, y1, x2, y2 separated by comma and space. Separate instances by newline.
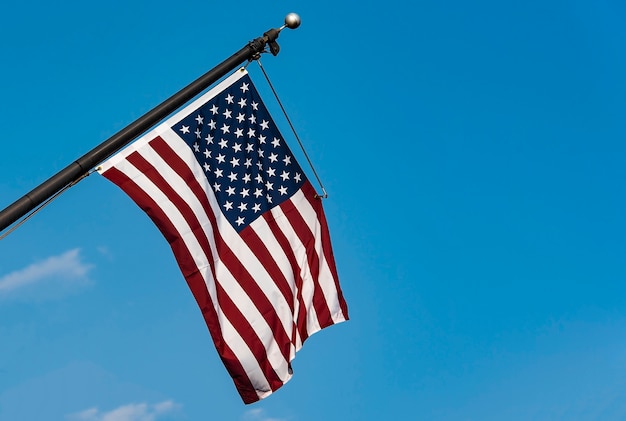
0, 14, 301, 233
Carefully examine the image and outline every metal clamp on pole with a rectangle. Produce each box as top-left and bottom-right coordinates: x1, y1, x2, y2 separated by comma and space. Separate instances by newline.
0, 13, 301, 235
265, 13, 301, 55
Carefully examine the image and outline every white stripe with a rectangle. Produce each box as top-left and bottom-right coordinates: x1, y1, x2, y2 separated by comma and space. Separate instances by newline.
148, 131, 292, 381
132, 141, 218, 310
110, 153, 219, 317
203, 190, 297, 342
290, 189, 346, 323
249, 216, 297, 297
249, 216, 301, 358
269, 204, 322, 338
108, 147, 272, 392
293, 298, 303, 352
222, 315, 274, 397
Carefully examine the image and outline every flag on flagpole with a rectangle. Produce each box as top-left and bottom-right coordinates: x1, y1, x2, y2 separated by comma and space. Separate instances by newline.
97, 68, 348, 403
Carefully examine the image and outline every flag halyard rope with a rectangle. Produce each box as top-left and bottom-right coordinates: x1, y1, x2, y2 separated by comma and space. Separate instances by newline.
254, 58, 328, 199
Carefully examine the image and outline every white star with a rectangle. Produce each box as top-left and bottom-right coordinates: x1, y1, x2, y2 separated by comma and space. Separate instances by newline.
205, 134, 214, 144
235, 128, 244, 138
247, 128, 256, 138
271, 137, 281, 147
224, 201, 233, 210
236, 113, 245, 123
260, 120, 270, 130
225, 94, 234, 104
251, 101, 259, 110
210, 104, 219, 115
204, 149, 211, 158
223, 109, 232, 119
256, 162, 263, 171
255, 174, 263, 184
238, 98, 247, 108
245, 143, 254, 153
280, 170, 290, 181
195, 128, 202, 139
238, 202, 248, 212
265, 181, 273, 191
230, 157, 240, 167
267, 167, 276, 177
228, 172, 238, 182
266, 193, 273, 204
203, 162, 211, 172
244, 158, 252, 168
248, 114, 256, 124
259, 135, 266, 144
242, 173, 251, 183
180, 125, 190, 134
219, 139, 228, 149
241, 188, 250, 198
240, 82, 249, 92
216, 153, 226, 163
232, 142, 242, 153
257, 148, 264, 158
252, 203, 261, 213
294, 173, 302, 182
208, 119, 217, 130
193, 142, 200, 152
279, 186, 288, 195
226, 186, 236, 196
220, 123, 230, 134
254, 188, 263, 198
195, 115, 204, 125
236, 216, 245, 226
213, 182, 221, 191
283, 155, 292, 165
214, 168, 223, 178
268, 153, 278, 163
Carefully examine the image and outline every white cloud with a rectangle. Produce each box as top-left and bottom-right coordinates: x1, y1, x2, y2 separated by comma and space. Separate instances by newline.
243, 408, 286, 421
0, 248, 93, 299
68, 400, 179, 421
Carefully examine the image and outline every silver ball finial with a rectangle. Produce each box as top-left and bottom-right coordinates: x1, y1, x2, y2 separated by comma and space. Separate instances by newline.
284, 13, 301, 29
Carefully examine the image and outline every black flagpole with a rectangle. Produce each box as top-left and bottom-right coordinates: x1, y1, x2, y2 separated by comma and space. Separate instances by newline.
0, 14, 301, 234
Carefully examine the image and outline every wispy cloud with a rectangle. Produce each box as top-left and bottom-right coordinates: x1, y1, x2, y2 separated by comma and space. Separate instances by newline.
0, 248, 93, 299
67, 400, 179, 421
243, 408, 287, 421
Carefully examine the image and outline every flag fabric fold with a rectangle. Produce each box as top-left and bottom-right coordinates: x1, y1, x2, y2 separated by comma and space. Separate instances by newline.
97, 68, 348, 403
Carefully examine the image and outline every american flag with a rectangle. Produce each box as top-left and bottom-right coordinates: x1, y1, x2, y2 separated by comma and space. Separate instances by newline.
97, 68, 348, 403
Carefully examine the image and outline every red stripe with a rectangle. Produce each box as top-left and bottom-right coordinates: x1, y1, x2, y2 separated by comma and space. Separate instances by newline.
149, 138, 293, 366
126, 152, 216, 279
103, 164, 199, 277
218, 340, 261, 404
239, 225, 298, 356
103, 153, 283, 398
214, 276, 284, 392
278, 187, 333, 329
301, 182, 349, 321
129, 143, 286, 389
238, 227, 296, 359
239, 227, 295, 313
262, 209, 310, 343
102, 166, 258, 395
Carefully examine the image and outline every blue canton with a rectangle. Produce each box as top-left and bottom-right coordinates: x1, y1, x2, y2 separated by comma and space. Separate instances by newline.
172, 74, 306, 232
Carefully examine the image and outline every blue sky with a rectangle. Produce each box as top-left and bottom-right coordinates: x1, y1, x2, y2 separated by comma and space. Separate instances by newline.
1, 0, 626, 420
